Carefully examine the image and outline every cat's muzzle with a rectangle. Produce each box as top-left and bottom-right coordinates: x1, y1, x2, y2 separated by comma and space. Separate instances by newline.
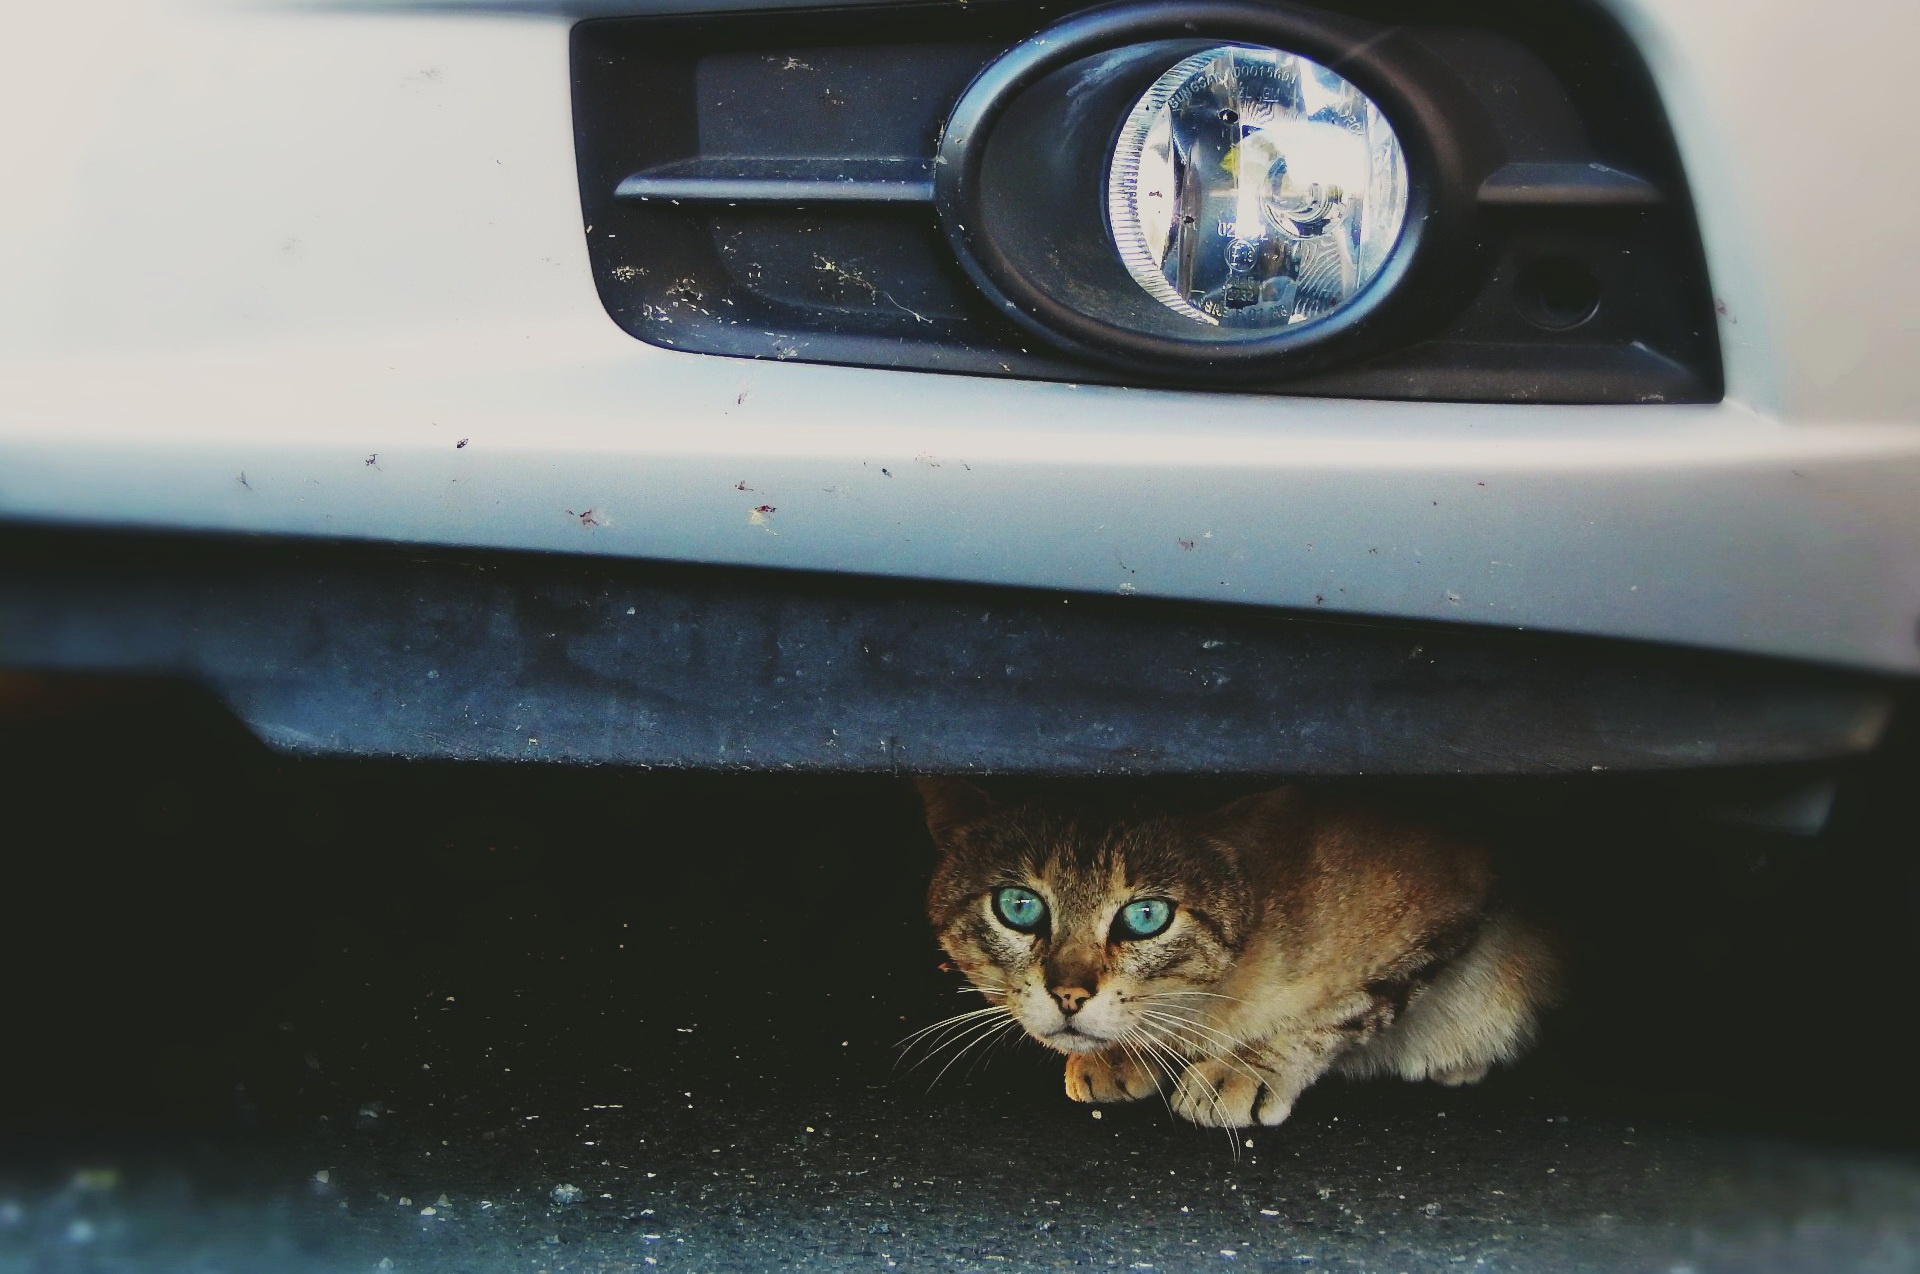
1037, 1022, 1117, 1054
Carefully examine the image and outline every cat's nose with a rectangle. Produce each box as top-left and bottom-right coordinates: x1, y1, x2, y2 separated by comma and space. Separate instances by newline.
1050, 985, 1093, 1015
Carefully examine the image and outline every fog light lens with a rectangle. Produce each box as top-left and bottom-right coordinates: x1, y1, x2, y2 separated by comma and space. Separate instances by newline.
1108, 44, 1409, 329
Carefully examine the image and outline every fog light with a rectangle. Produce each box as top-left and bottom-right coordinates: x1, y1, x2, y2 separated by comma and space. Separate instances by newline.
1108, 45, 1409, 329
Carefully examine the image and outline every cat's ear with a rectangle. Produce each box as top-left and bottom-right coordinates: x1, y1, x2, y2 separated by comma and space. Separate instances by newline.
1195, 786, 1302, 846
914, 777, 998, 846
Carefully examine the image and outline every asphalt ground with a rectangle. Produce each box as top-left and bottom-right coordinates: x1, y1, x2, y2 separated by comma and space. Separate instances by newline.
2, 679, 1917, 1273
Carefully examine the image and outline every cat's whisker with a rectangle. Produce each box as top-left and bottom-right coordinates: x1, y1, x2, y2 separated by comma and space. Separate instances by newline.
1134, 1012, 1268, 1103
895, 1007, 1019, 1076
1143, 1031, 1245, 1160
1118, 1030, 1179, 1123
908, 1014, 1017, 1084
908, 1002, 1013, 1028
896, 1004, 1011, 1043
894, 1005, 1015, 1055
917, 1005, 1017, 1052
1128, 1005, 1221, 1036
1135, 1007, 1261, 1060
1133, 1000, 1223, 1028
1134, 1020, 1243, 1152
900, 1019, 1014, 1073
1135, 1009, 1262, 1069
1125, 1026, 1185, 1098
1140, 989, 1250, 1005
926, 1015, 1025, 1090
1131, 1020, 1205, 1095
971, 1015, 1030, 1077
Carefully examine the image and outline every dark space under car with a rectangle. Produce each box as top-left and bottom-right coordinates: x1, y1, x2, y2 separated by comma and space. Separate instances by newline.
0, 529, 1917, 1272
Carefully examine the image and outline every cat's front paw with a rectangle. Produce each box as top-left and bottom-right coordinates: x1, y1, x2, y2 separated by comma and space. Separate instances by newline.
1171, 1059, 1296, 1128
1064, 1051, 1160, 1103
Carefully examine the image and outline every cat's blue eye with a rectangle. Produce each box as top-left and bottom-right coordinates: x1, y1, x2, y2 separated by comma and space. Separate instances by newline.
1114, 898, 1174, 940
992, 886, 1048, 934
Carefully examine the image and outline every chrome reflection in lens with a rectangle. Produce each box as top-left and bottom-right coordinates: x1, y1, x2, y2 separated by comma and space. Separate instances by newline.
1108, 44, 1409, 330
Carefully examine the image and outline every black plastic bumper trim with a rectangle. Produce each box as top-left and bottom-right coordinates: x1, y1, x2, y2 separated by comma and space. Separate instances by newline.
0, 525, 1896, 775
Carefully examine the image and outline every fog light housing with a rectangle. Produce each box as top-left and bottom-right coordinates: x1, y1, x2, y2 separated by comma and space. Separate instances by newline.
934, 1, 1495, 381
1108, 44, 1409, 331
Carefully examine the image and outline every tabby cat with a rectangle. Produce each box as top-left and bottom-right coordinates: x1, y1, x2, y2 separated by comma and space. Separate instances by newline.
917, 779, 1560, 1128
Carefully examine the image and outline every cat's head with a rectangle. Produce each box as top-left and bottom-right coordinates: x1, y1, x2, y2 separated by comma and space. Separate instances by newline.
918, 779, 1262, 1055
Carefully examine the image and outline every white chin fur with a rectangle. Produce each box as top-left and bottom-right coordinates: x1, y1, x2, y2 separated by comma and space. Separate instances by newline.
1035, 1028, 1113, 1055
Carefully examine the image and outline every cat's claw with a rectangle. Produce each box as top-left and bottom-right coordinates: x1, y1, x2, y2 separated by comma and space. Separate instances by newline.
1064, 1051, 1160, 1103
1171, 1059, 1296, 1128
1430, 1061, 1491, 1087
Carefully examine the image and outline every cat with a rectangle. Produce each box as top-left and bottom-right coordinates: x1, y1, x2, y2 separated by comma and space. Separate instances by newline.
917, 778, 1560, 1128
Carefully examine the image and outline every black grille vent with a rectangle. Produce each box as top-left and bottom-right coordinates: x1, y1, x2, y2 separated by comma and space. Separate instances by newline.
571, 2, 1721, 403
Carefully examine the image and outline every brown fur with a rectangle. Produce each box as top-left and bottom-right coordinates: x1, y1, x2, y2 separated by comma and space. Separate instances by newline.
917, 780, 1560, 1128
